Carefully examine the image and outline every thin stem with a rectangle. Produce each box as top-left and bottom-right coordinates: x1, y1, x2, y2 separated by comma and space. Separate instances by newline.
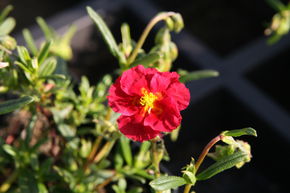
182, 135, 222, 193
83, 135, 103, 171
183, 184, 192, 193
127, 12, 175, 64
0, 170, 18, 193
195, 135, 222, 172
93, 140, 116, 163
151, 140, 161, 177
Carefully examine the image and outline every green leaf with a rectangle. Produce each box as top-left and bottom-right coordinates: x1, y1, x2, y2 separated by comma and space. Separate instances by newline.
23, 29, 38, 56
149, 176, 187, 191
179, 69, 219, 83
25, 114, 37, 146
119, 135, 132, 166
38, 57, 57, 76
87, 7, 126, 64
38, 41, 52, 65
38, 183, 48, 193
196, 151, 248, 181
2, 144, 16, 157
127, 187, 143, 193
130, 53, 161, 67
36, 17, 54, 39
0, 96, 34, 115
266, 0, 286, 11
17, 46, 31, 64
18, 170, 39, 193
57, 124, 75, 138
0, 17, 15, 35
222, 128, 257, 137
182, 171, 196, 185
39, 74, 66, 80
0, 5, 13, 23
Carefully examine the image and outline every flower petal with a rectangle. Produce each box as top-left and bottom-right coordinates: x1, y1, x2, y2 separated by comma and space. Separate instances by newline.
118, 114, 160, 142
108, 77, 139, 116
166, 82, 190, 110
144, 97, 181, 132
120, 65, 149, 96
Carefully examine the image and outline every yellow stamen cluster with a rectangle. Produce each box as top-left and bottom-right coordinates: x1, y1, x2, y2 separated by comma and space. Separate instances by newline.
140, 89, 158, 114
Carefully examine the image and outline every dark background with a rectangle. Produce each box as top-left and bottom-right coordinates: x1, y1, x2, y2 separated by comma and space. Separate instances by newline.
1, 0, 290, 193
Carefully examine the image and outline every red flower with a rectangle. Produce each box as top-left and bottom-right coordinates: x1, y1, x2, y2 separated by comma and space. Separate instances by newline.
108, 65, 190, 142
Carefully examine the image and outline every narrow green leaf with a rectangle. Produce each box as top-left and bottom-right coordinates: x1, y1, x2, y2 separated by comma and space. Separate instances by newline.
179, 70, 219, 83
17, 46, 31, 64
39, 74, 66, 80
150, 176, 187, 191
130, 53, 161, 67
38, 57, 57, 76
120, 135, 132, 166
25, 114, 37, 146
0, 96, 34, 115
15, 61, 33, 74
0, 5, 13, 22
222, 128, 257, 137
62, 25, 77, 43
0, 17, 15, 35
127, 187, 143, 193
23, 29, 38, 55
87, 7, 125, 64
38, 41, 52, 65
266, 0, 286, 11
2, 144, 16, 157
36, 17, 54, 39
196, 151, 248, 181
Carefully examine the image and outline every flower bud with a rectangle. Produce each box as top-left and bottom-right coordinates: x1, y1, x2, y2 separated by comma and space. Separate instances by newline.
165, 13, 184, 33
155, 27, 171, 44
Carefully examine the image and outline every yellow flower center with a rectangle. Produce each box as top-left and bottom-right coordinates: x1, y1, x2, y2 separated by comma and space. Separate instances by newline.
140, 88, 159, 114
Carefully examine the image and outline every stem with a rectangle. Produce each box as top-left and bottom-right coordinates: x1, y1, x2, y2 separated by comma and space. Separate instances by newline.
127, 12, 175, 64
151, 140, 161, 177
93, 140, 116, 163
183, 184, 192, 193
83, 135, 103, 171
182, 135, 222, 193
0, 170, 18, 193
195, 135, 222, 172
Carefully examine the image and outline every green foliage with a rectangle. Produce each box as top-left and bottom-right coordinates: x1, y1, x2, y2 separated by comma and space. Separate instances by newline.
196, 150, 248, 180
265, 0, 290, 43
0, 96, 34, 115
149, 176, 187, 191
178, 69, 219, 83
87, 6, 126, 66
0, 5, 255, 193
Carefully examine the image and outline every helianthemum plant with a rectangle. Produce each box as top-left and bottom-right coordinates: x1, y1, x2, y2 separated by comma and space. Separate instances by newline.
0, 5, 256, 193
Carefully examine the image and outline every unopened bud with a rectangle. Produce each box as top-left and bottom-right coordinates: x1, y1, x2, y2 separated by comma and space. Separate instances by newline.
155, 27, 171, 44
